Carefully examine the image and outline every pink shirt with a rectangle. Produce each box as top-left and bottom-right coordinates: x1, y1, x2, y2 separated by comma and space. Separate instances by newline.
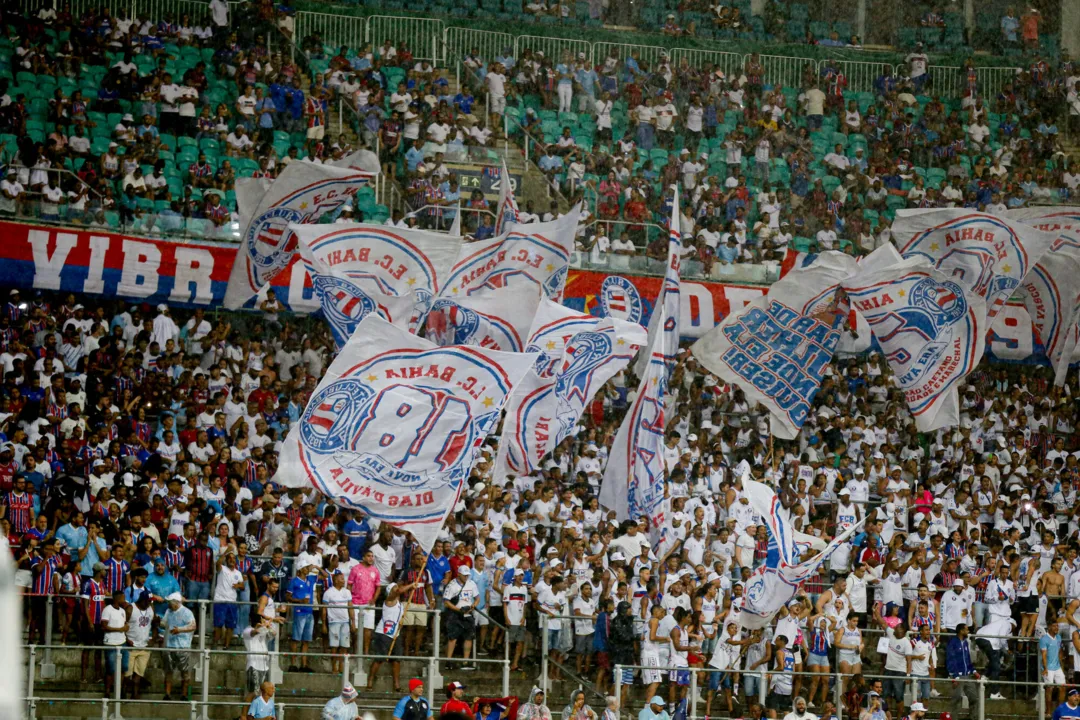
349, 564, 380, 605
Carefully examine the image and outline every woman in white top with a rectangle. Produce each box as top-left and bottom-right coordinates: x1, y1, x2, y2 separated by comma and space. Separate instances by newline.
834, 613, 864, 691
641, 604, 669, 700
707, 620, 744, 716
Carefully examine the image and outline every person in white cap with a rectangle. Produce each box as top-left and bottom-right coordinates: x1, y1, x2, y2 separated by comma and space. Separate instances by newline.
151, 303, 179, 348
321, 684, 360, 720
162, 592, 196, 700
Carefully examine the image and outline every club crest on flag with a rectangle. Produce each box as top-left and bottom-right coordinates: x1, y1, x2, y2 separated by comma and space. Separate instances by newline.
553, 331, 614, 425
426, 299, 483, 346
313, 275, 378, 330
600, 276, 643, 322
298, 347, 506, 498
247, 206, 306, 278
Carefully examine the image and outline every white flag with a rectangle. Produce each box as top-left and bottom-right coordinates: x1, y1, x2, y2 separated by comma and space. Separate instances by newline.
1017, 241, 1080, 385
494, 160, 520, 235
844, 246, 987, 431
635, 188, 682, 376
277, 315, 535, 552
224, 163, 375, 309
739, 479, 866, 629
423, 287, 541, 352
496, 308, 646, 480
600, 194, 681, 547
890, 208, 1055, 320
691, 251, 858, 439
294, 222, 463, 347
441, 205, 581, 301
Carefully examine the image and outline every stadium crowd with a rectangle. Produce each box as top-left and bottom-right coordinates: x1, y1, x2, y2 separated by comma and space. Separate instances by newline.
4, 271, 1080, 720
6, 4, 1080, 720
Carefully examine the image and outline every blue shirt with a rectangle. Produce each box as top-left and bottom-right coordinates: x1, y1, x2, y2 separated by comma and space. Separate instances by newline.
1041, 633, 1063, 671
55, 523, 87, 554
82, 537, 109, 576
405, 147, 426, 171
426, 555, 451, 594
288, 575, 316, 615
343, 517, 371, 558
946, 636, 975, 677
248, 696, 276, 719
164, 606, 196, 648
1052, 701, 1080, 720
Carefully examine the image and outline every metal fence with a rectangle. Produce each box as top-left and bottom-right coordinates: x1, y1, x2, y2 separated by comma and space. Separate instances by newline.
365, 14, 443, 64
832, 59, 895, 94
295, 10, 368, 55
670, 48, 745, 80
593, 42, 670, 75
513, 34, 592, 66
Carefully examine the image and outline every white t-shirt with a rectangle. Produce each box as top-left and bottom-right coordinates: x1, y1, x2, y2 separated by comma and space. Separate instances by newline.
371, 544, 397, 584
214, 565, 243, 602
323, 586, 352, 624
885, 635, 912, 673
503, 583, 529, 626
101, 605, 128, 645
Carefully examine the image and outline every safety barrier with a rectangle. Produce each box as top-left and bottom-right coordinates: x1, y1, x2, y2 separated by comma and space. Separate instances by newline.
669, 48, 745, 81
15, 1, 1024, 102
514, 34, 593, 66
295, 10, 367, 55
365, 14, 443, 64
592, 42, 671, 77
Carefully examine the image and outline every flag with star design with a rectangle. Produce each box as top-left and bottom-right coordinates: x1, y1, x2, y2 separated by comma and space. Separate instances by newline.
423, 287, 541, 352
224, 163, 375, 309
493, 299, 646, 482
890, 208, 1055, 321
440, 204, 581, 301
634, 187, 683, 376
691, 251, 860, 439
276, 315, 536, 553
842, 244, 987, 432
292, 222, 464, 348
493, 160, 521, 235
602, 190, 683, 553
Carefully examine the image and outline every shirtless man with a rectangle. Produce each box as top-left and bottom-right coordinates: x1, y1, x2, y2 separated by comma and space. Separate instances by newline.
1040, 556, 1067, 618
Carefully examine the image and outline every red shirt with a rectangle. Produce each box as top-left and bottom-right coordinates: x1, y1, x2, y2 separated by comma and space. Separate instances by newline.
441, 700, 472, 716
448, 555, 473, 578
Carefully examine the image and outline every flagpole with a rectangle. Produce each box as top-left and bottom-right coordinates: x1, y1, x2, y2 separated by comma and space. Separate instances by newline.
381, 479, 467, 659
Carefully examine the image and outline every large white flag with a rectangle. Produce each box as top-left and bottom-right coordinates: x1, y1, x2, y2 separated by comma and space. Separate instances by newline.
495, 304, 647, 480
600, 194, 682, 551
294, 223, 463, 347
890, 208, 1055, 320
1005, 207, 1080, 243
523, 299, 609, 378
493, 160, 520, 235
277, 315, 535, 552
843, 245, 987, 431
224, 163, 375, 309
423, 288, 541, 352
691, 251, 858, 439
441, 205, 581, 301
737, 478, 866, 629
635, 188, 683, 376
1017, 240, 1080, 385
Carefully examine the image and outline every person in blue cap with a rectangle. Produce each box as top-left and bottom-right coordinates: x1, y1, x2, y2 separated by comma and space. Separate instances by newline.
638, 696, 669, 720
1052, 688, 1080, 720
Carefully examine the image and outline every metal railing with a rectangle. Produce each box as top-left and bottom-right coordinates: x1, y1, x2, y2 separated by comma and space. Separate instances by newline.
26, 597, 512, 720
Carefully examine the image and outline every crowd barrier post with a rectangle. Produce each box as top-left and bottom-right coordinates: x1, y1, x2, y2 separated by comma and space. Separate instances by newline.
42, 595, 56, 678
196, 600, 207, 683
342, 654, 351, 692
502, 634, 511, 697
189, 700, 199, 720
26, 645, 36, 719
688, 670, 698, 720
428, 611, 443, 706
977, 674, 985, 720
270, 647, 283, 684
834, 670, 843, 720
100, 696, 108, 720
277, 700, 286, 720
758, 669, 767, 706
1037, 678, 1046, 720
540, 623, 550, 696
200, 648, 211, 720
614, 665, 623, 713
112, 645, 122, 720
352, 618, 368, 687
